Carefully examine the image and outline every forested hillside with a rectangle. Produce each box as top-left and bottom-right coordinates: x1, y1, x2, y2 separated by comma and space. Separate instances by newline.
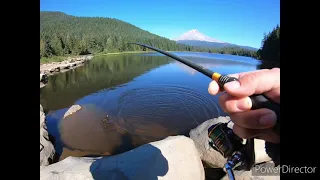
257, 25, 280, 69
40, 11, 258, 60
40, 11, 195, 58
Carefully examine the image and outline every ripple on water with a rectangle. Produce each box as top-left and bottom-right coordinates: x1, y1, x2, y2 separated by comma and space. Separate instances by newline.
112, 84, 221, 137
51, 84, 222, 155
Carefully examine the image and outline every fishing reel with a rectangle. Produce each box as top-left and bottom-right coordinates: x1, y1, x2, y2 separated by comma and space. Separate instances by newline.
208, 122, 255, 180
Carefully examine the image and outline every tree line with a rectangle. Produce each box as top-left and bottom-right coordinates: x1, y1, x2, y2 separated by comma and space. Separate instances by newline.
256, 25, 280, 69
40, 11, 258, 60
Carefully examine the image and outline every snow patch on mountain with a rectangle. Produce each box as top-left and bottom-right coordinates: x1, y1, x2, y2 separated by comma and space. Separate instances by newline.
173, 29, 226, 43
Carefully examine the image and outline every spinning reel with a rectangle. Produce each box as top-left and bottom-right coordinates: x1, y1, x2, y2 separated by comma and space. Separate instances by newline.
208, 122, 255, 180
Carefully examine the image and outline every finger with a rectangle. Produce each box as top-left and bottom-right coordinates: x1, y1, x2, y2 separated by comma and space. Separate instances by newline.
227, 69, 270, 79
223, 68, 280, 99
208, 69, 269, 95
209, 69, 270, 96
219, 93, 252, 113
256, 130, 280, 144
264, 87, 280, 103
233, 124, 262, 139
208, 80, 220, 95
233, 125, 280, 143
230, 108, 277, 129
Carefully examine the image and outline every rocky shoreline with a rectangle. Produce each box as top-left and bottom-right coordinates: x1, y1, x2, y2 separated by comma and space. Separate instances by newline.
40, 55, 93, 88
40, 104, 56, 166
39, 103, 278, 180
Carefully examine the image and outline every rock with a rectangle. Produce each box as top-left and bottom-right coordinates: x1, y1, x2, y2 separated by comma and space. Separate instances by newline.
189, 116, 277, 180
59, 104, 114, 153
63, 105, 82, 119
40, 55, 93, 76
54, 67, 60, 72
40, 82, 46, 88
40, 104, 56, 166
40, 135, 205, 180
40, 73, 48, 83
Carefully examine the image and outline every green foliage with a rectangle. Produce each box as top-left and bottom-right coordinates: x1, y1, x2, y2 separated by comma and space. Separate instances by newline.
215, 46, 259, 58
40, 11, 257, 59
257, 25, 280, 68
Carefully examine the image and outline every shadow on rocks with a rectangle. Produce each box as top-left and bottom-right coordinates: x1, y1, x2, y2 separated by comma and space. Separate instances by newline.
89, 144, 169, 180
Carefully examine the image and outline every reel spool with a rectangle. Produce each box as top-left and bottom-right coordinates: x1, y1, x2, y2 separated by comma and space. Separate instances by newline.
208, 122, 255, 174
208, 122, 243, 158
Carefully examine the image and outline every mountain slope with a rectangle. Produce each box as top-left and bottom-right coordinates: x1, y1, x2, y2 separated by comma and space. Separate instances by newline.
40, 11, 200, 57
40, 11, 258, 60
174, 29, 257, 51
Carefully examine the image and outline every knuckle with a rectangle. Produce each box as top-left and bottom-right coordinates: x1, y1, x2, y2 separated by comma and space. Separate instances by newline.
243, 73, 258, 84
271, 67, 280, 73
240, 72, 261, 94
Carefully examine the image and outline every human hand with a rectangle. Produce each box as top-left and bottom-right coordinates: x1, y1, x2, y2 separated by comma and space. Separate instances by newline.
208, 68, 280, 143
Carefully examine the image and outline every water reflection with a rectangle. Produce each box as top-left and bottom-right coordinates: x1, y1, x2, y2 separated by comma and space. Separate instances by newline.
42, 52, 260, 159
40, 55, 171, 112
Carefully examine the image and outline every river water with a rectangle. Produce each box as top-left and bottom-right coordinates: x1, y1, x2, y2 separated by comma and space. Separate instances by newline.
40, 52, 261, 159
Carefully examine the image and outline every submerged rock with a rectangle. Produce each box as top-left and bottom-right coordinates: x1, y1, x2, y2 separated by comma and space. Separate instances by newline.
63, 105, 82, 119
40, 135, 205, 180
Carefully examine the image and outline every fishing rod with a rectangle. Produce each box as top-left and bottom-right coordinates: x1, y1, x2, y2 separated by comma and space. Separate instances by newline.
129, 43, 280, 131
130, 42, 280, 179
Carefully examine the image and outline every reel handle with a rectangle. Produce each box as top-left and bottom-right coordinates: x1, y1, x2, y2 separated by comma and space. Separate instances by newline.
217, 75, 280, 136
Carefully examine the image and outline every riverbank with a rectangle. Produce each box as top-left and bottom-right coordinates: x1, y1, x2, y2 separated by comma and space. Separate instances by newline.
40, 106, 278, 180
40, 104, 56, 166
40, 55, 93, 88
96, 50, 206, 56
40, 55, 93, 74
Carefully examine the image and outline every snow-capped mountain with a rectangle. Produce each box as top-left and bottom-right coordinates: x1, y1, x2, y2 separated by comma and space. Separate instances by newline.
173, 29, 226, 43
173, 29, 257, 51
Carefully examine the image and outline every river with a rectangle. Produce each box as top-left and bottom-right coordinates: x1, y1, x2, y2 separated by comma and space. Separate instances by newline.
40, 52, 261, 160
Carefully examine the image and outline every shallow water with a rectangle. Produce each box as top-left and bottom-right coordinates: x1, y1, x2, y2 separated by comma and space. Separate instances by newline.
40, 52, 261, 158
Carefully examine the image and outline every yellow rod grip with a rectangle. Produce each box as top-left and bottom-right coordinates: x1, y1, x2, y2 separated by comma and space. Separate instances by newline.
212, 72, 221, 82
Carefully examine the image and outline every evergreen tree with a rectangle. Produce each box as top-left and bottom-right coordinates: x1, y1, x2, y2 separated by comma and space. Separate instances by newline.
40, 11, 258, 59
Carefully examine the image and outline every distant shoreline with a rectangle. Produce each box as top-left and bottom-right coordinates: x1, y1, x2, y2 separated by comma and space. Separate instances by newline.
41, 50, 258, 64
96, 51, 151, 56
40, 55, 94, 88
95, 50, 196, 56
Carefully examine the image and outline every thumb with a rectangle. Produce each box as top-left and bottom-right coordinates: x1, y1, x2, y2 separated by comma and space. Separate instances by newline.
223, 68, 280, 98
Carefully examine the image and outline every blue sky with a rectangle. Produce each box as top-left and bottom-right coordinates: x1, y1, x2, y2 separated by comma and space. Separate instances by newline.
40, 0, 280, 49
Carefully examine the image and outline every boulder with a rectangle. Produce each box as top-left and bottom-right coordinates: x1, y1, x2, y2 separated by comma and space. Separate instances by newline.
40, 73, 48, 83
40, 104, 56, 166
40, 135, 205, 180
